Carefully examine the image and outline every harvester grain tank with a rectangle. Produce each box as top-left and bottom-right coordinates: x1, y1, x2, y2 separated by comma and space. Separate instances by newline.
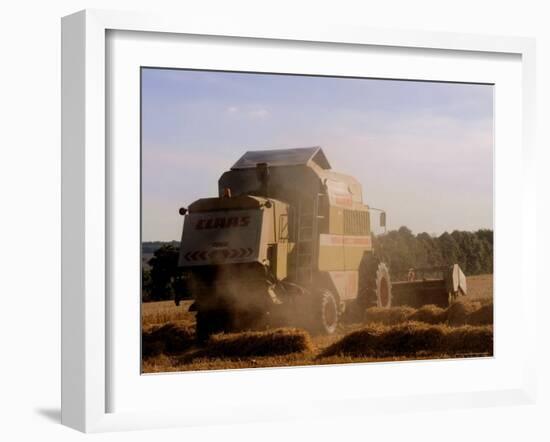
177, 147, 467, 340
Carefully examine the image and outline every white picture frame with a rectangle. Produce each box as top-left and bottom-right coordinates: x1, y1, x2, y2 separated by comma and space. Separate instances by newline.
61, 9, 537, 433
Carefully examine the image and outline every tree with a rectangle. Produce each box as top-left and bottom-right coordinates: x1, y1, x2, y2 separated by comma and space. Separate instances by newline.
147, 244, 181, 301
375, 226, 417, 275
141, 268, 153, 302
475, 229, 493, 273
417, 232, 441, 267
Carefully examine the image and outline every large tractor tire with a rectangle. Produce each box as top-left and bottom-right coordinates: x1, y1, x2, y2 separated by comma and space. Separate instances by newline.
312, 289, 339, 335
375, 262, 392, 308
358, 253, 393, 309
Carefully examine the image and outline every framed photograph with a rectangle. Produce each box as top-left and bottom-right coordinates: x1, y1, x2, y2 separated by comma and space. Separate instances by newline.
61, 9, 537, 432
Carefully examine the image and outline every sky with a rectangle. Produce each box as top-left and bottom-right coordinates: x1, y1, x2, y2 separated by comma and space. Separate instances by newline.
141, 68, 493, 241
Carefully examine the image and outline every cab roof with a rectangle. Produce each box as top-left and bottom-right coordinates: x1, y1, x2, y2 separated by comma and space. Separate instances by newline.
231, 146, 331, 170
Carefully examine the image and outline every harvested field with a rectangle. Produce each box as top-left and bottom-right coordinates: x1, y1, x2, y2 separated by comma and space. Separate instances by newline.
142, 322, 195, 358
364, 306, 416, 325
171, 328, 313, 366
447, 300, 482, 326
365, 300, 493, 327
467, 303, 493, 325
142, 300, 195, 327
321, 322, 493, 358
141, 274, 493, 373
408, 305, 447, 324
465, 274, 493, 300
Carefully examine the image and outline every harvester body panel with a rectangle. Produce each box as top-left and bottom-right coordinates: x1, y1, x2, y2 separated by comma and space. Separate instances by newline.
179, 209, 263, 266
179, 195, 288, 267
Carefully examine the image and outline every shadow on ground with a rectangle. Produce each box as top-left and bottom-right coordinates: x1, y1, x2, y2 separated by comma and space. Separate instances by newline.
35, 408, 61, 423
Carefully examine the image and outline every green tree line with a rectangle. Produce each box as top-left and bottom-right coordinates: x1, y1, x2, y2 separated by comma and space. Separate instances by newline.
142, 228, 493, 301
373, 227, 493, 277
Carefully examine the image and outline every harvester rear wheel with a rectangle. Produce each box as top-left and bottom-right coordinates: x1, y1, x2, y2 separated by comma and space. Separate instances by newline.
375, 263, 392, 308
358, 254, 393, 309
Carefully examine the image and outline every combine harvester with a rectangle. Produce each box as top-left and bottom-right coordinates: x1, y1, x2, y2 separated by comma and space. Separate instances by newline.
176, 147, 467, 340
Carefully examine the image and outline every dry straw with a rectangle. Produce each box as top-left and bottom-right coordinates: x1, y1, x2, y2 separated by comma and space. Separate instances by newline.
321, 322, 493, 358
408, 304, 447, 324
467, 302, 494, 325
446, 300, 482, 326
204, 328, 313, 358
363, 300, 492, 327
142, 322, 195, 358
365, 306, 416, 325
444, 325, 493, 354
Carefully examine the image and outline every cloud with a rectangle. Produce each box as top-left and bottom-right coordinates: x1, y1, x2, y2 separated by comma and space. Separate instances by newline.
142, 146, 229, 172
225, 105, 270, 119
248, 108, 269, 119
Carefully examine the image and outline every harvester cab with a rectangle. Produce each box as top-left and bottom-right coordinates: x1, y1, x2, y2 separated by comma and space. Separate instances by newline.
177, 146, 468, 340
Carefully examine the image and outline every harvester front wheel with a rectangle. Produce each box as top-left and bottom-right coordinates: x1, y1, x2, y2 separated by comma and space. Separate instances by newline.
313, 290, 339, 335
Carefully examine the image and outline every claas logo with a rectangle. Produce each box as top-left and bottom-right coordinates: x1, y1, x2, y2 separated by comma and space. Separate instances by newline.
195, 216, 251, 229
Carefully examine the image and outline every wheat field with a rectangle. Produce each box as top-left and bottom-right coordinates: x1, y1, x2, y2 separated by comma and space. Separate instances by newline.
141, 274, 493, 373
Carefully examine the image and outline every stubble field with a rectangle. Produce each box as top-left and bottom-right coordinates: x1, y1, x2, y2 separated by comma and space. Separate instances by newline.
141, 274, 493, 373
